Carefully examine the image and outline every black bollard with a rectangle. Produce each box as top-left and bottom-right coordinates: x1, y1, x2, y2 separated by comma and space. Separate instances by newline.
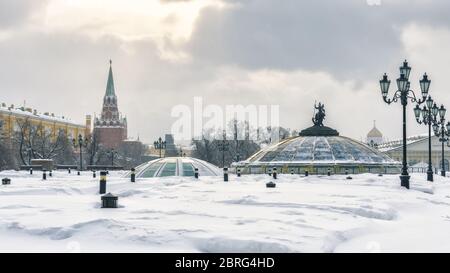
237, 168, 241, 177
93, 170, 96, 178
327, 168, 331, 176
291, 169, 294, 175
30, 168, 33, 175
305, 170, 309, 177
194, 168, 199, 179
345, 169, 349, 176
223, 167, 229, 182
130, 168, 136, 182
77, 170, 81, 176
68, 168, 71, 174
42, 169, 47, 180
2, 178, 11, 185
49, 170, 52, 177
99, 171, 107, 194
273, 167, 277, 179
268, 168, 272, 176
101, 193, 118, 208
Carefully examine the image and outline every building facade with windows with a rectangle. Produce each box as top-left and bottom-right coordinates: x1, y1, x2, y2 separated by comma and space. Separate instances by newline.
0, 103, 89, 144
378, 135, 450, 172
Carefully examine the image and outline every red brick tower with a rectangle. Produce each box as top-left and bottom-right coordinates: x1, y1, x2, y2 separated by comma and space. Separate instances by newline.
94, 60, 127, 149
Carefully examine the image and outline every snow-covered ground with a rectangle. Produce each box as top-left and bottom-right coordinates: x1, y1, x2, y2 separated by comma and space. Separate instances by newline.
1, 170, 450, 253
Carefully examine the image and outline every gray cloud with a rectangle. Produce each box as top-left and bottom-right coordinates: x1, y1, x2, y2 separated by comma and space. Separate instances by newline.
2, 0, 450, 145
0, 0, 47, 28
187, 0, 450, 79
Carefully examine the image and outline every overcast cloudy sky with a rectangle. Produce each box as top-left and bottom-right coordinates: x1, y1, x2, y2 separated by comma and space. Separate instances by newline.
1, 0, 450, 144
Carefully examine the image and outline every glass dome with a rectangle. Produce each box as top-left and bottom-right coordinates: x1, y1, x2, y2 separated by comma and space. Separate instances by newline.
234, 136, 400, 174
129, 157, 221, 178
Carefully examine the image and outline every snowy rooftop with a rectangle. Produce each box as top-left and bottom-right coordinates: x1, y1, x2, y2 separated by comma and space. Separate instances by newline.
1, 170, 450, 252
377, 133, 428, 152
0, 104, 84, 128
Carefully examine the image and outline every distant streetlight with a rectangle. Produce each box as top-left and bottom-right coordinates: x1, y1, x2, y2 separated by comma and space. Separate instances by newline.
73, 134, 89, 174
154, 137, 166, 158
379, 60, 430, 189
414, 96, 439, 181
108, 149, 117, 166
218, 130, 230, 168
432, 105, 449, 177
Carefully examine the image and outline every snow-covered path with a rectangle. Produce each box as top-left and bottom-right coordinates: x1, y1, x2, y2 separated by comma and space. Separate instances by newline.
1, 171, 450, 252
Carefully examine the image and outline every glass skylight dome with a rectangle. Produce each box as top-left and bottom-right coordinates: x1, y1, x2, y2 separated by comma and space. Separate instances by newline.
129, 157, 221, 178
234, 102, 401, 175
234, 136, 400, 174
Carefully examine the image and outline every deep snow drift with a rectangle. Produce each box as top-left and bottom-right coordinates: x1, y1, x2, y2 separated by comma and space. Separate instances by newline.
1, 170, 450, 253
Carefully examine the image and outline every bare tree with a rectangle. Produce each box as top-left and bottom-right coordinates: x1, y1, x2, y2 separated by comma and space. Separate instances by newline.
13, 118, 71, 165
191, 121, 260, 167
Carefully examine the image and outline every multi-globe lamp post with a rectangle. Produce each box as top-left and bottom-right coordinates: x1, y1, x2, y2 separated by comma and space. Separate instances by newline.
432, 105, 450, 177
413, 96, 439, 181
379, 60, 431, 189
154, 137, 166, 158
218, 130, 230, 168
72, 134, 89, 175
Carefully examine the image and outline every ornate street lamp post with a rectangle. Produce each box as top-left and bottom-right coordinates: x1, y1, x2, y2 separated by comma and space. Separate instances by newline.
108, 149, 117, 166
379, 60, 430, 189
218, 130, 230, 168
432, 105, 450, 177
154, 137, 166, 158
72, 134, 89, 174
414, 97, 439, 181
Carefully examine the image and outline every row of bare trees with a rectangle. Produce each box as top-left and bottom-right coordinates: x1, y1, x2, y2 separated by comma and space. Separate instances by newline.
191, 119, 296, 167
0, 117, 147, 170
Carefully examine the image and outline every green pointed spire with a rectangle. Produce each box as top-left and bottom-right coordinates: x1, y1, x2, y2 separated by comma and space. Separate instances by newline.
105, 59, 116, 97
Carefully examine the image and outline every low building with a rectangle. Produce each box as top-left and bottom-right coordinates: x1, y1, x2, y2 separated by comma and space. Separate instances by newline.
379, 134, 450, 172
0, 103, 89, 143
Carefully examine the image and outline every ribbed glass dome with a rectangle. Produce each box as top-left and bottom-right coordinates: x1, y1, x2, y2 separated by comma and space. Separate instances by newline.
129, 157, 221, 178
248, 136, 395, 164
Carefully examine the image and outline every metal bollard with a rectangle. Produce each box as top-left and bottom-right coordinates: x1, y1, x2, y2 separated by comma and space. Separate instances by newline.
49, 170, 52, 177
327, 168, 331, 176
68, 168, 71, 174
30, 168, 33, 175
101, 193, 118, 208
93, 170, 96, 178
2, 178, 11, 185
42, 169, 47, 180
305, 170, 309, 177
237, 168, 241, 177
99, 171, 107, 194
131, 168, 136, 182
194, 168, 199, 179
291, 169, 294, 175
273, 167, 277, 179
77, 170, 81, 176
345, 169, 349, 176
223, 167, 229, 182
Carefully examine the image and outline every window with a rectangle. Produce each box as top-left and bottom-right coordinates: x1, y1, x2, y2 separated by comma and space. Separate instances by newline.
141, 163, 163, 178
182, 163, 195, 176
159, 163, 177, 177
